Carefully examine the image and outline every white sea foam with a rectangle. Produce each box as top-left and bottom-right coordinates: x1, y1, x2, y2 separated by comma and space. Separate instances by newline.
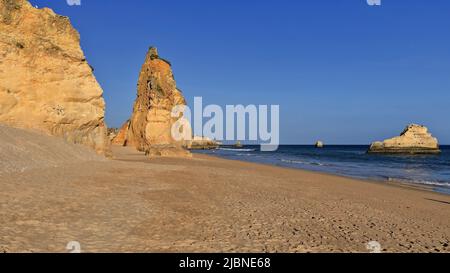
387, 177, 450, 188
219, 148, 257, 152
281, 159, 325, 166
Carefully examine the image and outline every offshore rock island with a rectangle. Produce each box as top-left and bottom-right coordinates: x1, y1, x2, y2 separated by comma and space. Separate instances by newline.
368, 124, 441, 154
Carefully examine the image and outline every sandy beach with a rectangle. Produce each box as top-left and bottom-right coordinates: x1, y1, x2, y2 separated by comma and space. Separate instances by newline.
1, 0, 450, 258
1, 129, 449, 253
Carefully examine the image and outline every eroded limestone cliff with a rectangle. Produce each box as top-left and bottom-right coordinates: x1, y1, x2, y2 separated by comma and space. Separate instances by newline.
0, 0, 110, 155
113, 47, 190, 157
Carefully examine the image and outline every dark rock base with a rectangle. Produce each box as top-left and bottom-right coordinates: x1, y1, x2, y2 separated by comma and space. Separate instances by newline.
367, 148, 441, 154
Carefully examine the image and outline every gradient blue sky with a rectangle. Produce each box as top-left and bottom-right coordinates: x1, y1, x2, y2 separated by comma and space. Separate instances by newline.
30, 0, 450, 144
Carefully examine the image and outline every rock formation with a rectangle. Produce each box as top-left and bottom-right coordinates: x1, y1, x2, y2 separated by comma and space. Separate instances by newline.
234, 141, 243, 148
107, 127, 119, 141
113, 47, 190, 157
112, 120, 134, 146
315, 141, 324, 148
0, 0, 110, 155
368, 124, 441, 154
186, 136, 220, 150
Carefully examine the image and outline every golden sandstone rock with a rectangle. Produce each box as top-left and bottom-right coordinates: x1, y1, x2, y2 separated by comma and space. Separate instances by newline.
186, 136, 220, 150
368, 124, 441, 154
112, 120, 132, 146
113, 47, 190, 157
0, 0, 111, 155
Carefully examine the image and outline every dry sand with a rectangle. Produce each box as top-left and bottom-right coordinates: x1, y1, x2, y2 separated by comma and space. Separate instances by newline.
0, 127, 449, 253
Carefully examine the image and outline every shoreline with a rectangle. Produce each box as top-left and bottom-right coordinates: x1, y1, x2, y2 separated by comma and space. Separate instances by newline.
192, 153, 447, 197
1, 145, 449, 252
193, 146, 450, 196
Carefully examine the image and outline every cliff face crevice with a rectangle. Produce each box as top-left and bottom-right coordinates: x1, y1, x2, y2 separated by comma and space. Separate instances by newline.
113, 47, 190, 157
0, 0, 111, 155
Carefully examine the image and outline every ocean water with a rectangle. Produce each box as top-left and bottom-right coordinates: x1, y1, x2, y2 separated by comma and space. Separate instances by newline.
194, 145, 450, 195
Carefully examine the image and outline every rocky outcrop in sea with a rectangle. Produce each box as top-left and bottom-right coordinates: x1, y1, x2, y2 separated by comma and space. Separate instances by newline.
368, 124, 441, 154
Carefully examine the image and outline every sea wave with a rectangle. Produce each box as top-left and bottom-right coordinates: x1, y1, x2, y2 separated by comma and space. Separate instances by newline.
387, 177, 450, 188
197, 146, 450, 195
280, 159, 326, 167
218, 148, 257, 152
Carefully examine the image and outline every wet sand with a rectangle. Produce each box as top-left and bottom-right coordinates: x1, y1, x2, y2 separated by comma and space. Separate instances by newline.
1, 145, 449, 253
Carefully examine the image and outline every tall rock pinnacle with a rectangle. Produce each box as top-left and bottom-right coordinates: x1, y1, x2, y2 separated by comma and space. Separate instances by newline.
113, 47, 190, 157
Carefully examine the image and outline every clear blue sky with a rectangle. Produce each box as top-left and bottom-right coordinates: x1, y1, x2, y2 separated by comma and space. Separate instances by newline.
30, 0, 450, 144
